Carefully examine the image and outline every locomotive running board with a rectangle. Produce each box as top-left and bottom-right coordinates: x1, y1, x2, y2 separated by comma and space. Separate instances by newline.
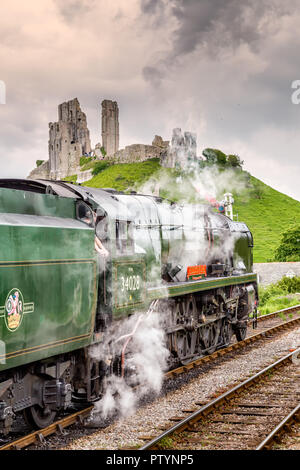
147, 273, 258, 301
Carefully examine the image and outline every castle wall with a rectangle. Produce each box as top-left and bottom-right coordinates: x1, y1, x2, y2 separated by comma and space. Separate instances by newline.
113, 144, 162, 163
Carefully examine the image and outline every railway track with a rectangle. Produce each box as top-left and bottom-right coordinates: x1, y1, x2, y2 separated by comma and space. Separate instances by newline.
139, 348, 300, 450
0, 406, 93, 450
1, 304, 299, 451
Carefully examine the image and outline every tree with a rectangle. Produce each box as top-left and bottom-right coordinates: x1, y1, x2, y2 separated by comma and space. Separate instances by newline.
227, 154, 244, 168
274, 225, 300, 261
202, 149, 244, 168
202, 148, 217, 164
202, 148, 227, 165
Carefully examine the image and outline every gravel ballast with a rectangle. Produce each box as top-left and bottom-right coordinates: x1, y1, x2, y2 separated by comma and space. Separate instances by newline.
63, 327, 300, 450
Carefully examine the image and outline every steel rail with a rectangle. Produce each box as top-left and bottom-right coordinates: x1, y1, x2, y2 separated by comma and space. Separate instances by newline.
252, 304, 300, 323
0, 406, 93, 451
139, 348, 300, 450
256, 403, 300, 450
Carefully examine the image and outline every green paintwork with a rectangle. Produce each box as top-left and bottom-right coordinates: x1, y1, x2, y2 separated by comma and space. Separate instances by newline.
112, 256, 146, 318
0, 187, 75, 219
0, 190, 97, 371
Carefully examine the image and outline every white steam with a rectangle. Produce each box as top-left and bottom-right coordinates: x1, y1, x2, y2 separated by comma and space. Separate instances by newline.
138, 164, 248, 204
89, 306, 169, 421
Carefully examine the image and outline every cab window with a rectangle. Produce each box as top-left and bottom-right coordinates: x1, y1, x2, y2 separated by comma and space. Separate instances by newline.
76, 201, 94, 227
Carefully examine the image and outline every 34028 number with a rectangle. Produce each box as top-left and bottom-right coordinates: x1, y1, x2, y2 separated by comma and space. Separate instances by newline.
120, 275, 140, 292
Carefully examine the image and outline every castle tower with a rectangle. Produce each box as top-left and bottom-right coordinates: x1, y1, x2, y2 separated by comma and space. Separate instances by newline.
48, 98, 91, 179
101, 100, 119, 156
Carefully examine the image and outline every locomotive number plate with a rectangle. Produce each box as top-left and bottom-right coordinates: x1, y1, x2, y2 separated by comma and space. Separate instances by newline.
114, 260, 146, 309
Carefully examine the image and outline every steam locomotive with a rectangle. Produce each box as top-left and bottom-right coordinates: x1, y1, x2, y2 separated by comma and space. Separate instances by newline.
0, 178, 258, 433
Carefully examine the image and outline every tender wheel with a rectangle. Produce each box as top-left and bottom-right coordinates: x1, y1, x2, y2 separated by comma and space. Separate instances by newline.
235, 326, 247, 342
23, 405, 57, 429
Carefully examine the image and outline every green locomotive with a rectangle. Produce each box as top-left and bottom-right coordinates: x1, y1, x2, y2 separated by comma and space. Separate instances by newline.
0, 179, 258, 433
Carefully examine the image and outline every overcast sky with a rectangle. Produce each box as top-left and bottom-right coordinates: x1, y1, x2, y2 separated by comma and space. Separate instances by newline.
0, 0, 300, 200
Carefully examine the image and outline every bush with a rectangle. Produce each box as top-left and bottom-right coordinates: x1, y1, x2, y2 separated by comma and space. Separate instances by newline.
259, 275, 300, 306
91, 161, 111, 176
274, 225, 300, 261
36, 160, 44, 167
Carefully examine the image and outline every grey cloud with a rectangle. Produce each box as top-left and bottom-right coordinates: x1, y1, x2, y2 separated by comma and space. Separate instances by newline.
141, 0, 289, 86
54, 0, 96, 23
143, 66, 165, 86
172, 0, 264, 56
141, 0, 165, 14
142, 0, 294, 61
140, 0, 168, 28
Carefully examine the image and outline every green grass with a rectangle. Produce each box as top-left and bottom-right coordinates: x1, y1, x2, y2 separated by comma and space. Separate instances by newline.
257, 275, 300, 315
258, 294, 300, 315
82, 161, 300, 262
62, 174, 77, 183
84, 158, 162, 191
156, 436, 174, 450
233, 176, 300, 262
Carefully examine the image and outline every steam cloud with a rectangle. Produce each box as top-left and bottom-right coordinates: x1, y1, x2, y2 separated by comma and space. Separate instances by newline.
89, 306, 169, 421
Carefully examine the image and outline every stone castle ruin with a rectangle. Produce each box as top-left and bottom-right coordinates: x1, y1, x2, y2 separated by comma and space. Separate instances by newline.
49, 98, 91, 179
29, 98, 92, 180
28, 97, 198, 181
101, 100, 119, 157
161, 128, 197, 170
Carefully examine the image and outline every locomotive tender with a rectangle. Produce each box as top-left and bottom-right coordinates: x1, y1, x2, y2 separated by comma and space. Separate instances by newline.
0, 178, 258, 433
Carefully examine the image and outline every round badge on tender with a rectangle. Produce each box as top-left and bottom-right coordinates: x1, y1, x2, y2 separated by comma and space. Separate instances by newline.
4, 288, 24, 332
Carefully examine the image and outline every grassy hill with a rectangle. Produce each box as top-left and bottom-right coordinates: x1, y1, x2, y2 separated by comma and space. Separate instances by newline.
84, 158, 162, 191
70, 159, 300, 263
233, 176, 300, 262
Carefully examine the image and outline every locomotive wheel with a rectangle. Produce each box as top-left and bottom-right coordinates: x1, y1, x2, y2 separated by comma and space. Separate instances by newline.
175, 331, 197, 365
23, 405, 57, 429
200, 323, 220, 355
173, 296, 200, 365
222, 321, 233, 347
235, 326, 247, 342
